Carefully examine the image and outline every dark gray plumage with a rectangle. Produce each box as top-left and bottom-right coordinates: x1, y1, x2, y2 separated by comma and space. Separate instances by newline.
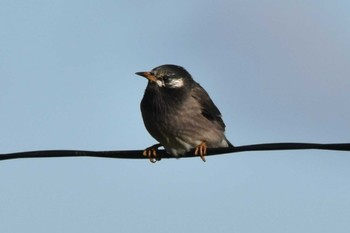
136, 64, 233, 162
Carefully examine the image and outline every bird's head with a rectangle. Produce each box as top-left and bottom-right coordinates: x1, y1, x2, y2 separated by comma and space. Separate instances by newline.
136, 64, 193, 89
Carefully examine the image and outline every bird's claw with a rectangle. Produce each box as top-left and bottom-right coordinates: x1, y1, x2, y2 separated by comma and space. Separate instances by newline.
194, 141, 207, 162
142, 143, 162, 163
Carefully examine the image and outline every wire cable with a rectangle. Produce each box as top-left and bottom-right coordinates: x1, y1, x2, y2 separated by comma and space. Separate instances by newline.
1, 142, 349, 161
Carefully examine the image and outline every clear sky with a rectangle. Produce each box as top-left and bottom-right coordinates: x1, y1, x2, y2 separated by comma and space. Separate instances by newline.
1, 1, 350, 233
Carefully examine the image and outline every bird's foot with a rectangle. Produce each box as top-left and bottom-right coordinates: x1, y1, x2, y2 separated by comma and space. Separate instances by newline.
143, 143, 162, 163
194, 141, 207, 162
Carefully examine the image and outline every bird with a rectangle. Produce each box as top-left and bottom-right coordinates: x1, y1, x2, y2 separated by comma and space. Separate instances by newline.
136, 64, 233, 162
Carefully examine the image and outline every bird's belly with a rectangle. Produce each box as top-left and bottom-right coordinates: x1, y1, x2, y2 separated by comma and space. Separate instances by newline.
161, 134, 201, 156
157, 126, 228, 157
142, 103, 228, 156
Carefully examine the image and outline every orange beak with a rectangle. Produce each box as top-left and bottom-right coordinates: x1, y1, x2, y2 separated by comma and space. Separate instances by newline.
135, 72, 157, 82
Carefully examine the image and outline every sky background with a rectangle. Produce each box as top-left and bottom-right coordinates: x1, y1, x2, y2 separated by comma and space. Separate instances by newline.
1, 1, 350, 232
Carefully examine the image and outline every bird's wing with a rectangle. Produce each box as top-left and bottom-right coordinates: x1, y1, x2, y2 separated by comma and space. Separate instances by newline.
191, 83, 226, 130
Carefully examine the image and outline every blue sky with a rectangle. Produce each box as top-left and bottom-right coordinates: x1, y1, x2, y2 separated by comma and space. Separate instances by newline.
1, 1, 350, 232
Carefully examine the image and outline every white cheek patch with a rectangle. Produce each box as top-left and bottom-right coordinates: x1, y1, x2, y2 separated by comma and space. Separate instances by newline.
168, 78, 184, 88
155, 80, 165, 87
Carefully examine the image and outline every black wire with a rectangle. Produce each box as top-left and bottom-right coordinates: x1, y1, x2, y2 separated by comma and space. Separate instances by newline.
0, 142, 349, 161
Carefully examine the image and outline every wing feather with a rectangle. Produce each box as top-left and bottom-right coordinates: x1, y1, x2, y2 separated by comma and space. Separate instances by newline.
191, 83, 226, 130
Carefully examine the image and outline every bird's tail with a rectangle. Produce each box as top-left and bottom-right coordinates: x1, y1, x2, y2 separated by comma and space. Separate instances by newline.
226, 139, 234, 148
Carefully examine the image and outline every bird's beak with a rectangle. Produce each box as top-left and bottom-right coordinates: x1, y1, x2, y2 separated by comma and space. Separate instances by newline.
135, 71, 157, 82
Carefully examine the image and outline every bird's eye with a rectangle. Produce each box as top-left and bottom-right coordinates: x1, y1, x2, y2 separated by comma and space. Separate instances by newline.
162, 75, 172, 83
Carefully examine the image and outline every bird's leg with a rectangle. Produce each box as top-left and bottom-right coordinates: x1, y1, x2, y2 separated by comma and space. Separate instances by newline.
194, 141, 207, 162
142, 143, 162, 163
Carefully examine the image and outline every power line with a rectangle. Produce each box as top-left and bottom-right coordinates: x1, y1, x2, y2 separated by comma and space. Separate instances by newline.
1, 142, 349, 161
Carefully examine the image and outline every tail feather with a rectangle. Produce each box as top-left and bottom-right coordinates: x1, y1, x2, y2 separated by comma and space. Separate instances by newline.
226, 139, 234, 148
